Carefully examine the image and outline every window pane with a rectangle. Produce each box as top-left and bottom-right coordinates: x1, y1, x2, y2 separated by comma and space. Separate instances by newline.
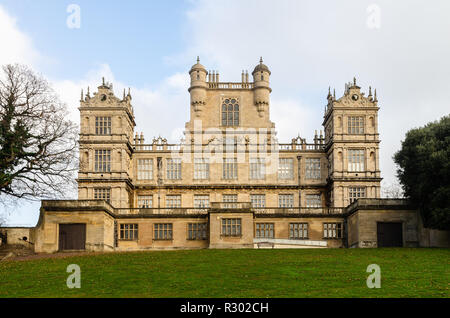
348, 149, 365, 172
305, 158, 321, 180
222, 98, 240, 126
278, 158, 294, 179
137, 159, 153, 180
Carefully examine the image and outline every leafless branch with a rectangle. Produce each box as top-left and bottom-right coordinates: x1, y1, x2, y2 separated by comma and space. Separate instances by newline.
0, 64, 78, 203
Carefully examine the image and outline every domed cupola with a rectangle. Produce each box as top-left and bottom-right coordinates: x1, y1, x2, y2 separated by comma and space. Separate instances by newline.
252, 57, 271, 75
189, 56, 207, 75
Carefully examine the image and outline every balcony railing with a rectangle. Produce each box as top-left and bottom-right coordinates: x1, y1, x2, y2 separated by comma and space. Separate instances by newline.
114, 205, 344, 215
252, 207, 344, 215
278, 143, 324, 151
133, 143, 325, 152
210, 202, 252, 210
116, 208, 209, 215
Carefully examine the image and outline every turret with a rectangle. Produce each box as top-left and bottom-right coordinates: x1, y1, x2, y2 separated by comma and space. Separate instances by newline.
252, 57, 272, 117
188, 57, 208, 117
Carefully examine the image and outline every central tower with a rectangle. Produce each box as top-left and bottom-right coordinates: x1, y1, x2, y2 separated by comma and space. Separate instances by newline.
185, 57, 275, 138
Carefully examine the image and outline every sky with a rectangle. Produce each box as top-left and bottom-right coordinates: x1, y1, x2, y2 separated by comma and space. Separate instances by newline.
0, 0, 449, 226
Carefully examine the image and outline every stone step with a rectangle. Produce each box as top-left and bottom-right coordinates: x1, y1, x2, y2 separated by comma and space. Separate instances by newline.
0, 248, 12, 255
0, 251, 11, 261
0, 245, 21, 260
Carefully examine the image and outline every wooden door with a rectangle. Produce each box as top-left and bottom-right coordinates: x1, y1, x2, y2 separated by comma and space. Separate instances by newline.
59, 224, 86, 251
377, 222, 403, 247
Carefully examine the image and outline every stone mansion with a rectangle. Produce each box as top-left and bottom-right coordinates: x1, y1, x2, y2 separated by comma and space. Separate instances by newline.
79, 58, 381, 210
14, 58, 431, 252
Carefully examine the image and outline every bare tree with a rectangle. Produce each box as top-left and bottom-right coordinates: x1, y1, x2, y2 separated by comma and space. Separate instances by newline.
0, 64, 78, 202
381, 180, 405, 199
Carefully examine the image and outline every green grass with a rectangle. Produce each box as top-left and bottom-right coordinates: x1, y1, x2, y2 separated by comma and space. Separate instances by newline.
0, 248, 449, 298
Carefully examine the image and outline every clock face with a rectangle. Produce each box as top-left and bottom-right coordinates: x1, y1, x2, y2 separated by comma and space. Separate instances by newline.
352, 94, 359, 101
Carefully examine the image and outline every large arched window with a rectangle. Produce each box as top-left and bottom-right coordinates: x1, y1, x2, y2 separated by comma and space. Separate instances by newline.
222, 98, 239, 126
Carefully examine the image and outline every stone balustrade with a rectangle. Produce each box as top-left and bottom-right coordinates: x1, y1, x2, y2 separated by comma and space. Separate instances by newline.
207, 82, 254, 89
133, 142, 325, 152
114, 204, 345, 216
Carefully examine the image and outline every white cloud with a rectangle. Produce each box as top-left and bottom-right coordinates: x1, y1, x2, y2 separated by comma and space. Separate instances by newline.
271, 98, 317, 142
53, 66, 191, 144
51, 63, 116, 125
0, 6, 40, 66
131, 72, 190, 143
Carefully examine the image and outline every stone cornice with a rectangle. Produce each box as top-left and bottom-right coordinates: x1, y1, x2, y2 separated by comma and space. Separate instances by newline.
78, 106, 136, 126
76, 178, 135, 189
345, 198, 415, 216
79, 140, 134, 152
41, 200, 116, 218
115, 214, 208, 219
327, 177, 383, 183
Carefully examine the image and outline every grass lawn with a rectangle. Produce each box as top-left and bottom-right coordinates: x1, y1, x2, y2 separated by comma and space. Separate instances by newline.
0, 248, 448, 298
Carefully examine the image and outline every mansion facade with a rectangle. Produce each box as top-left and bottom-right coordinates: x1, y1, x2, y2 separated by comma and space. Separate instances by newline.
25, 59, 426, 252
78, 58, 381, 212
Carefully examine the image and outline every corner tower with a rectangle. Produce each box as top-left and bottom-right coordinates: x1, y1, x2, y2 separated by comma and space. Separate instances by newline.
323, 78, 381, 207
78, 79, 135, 209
